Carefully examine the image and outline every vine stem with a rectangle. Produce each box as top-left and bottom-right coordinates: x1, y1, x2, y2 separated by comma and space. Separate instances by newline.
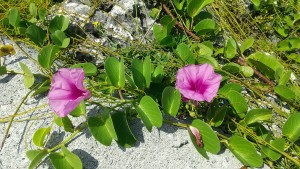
47, 123, 87, 153
0, 89, 33, 151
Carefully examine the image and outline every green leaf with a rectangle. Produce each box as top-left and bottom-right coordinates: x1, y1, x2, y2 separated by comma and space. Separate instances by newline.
9, 8, 20, 27
278, 70, 292, 86
111, 111, 137, 148
70, 63, 97, 76
229, 135, 263, 167
221, 90, 247, 118
261, 138, 285, 161
240, 37, 254, 54
70, 101, 86, 117
19, 62, 35, 89
199, 43, 213, 57
222, 63, 241, 74
225, 38, 237, 59
29, 3, 37, 17
287, 53, 300, 63
194, 18, 215, 36
149, 8, 160, 18
241, 66, 254, 77
207, 103, 228, 127
187, 127, 209, 159
245, 109, 272, 125
247, 52, 284, 79
274, 85, 295, 101
135, 96, 162, 132
88, 110, 118, 146
33, 127, 51, 147
131, 57, 152, 89
173, 0, 186, 10
218, 83, 243, 95
38, 8, 46, 22
274, 25, 288, 37
0, 66, 7, 75
61, 146, 82, 169
27, 150, 48, 169
277, 38, 300, 51
197, 55, 219, 68
152, 65, 164, 83
32, 79, 50, 97
50, 30, 70, 48
104, 57, 125, 88
162, 86, 181, 117
153, 24, 167, 42
283, 113, 300, 142
191, 119, 220, 154
26, 25, 46, 46
49, 15, 70, 33
143, 56, 152, 88
49, 152, 73, 169
38, 45, 60, 69
187, 0, 214, 18
176, 43, 195, 64
61, 116, 74, 133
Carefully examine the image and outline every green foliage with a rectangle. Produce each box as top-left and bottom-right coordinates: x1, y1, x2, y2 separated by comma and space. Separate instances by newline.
131, 56, 152, 89
135, 96, 163, 132
245, 109, 272, 125
48, 15, 70, 33
283, 113, 300, 142
38, 45, 60, 68
9, 8, 20, 27
50, 30, 70, 48
26, 150, 48, 169
194, 19, 216, 36
0, 66, 7, 75
261, 138, 285, 161
19, 62, 35, 89
176, 43, 195, 64
207, 101, 227, 127
32, 127, 51, 147
225, 38, 237, 59
187, 0, 214, 18
229, 135, 263, 167
104, 57, 125, 88
49, 146, 82, 169
26, 25, 46, 46
70, 63, 97, 76
239, 37, 254, 54
70, 101, 86, 117
88, 109, 118, 146
274, 85, 295, 101
162, 86, 181, 117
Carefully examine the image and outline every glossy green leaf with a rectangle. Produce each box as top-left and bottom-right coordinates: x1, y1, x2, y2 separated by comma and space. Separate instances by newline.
61, 116, 74, 133
277, 70, 292, 86
275, 85, 295, 100
112, 111, 137, 148
152, 65, 164, 83
218, 83, 243, 95
245, 109, 272, 125
191, 119, 220, 154
221, 90, 247, 118
287, 53, 300, 63
49, 15, 70, 33
229, 135, 263, 167
132, 57, 152, 89
71, 63, 97, 76
153, 24, 167, 42
277, 38, 300, 51
194, 19, 215, 36
61, 146, 82, 169
135, 96, 162, 132
0, 66, 7, 75
199, 43, 213, 57
70, 101, 86, 117
197, 55, 219, 68
187, 0, 214, 18
261, 138, 285, 161
38, 45, 60, 69
104, 57, 125, 88
88, 110, 118, 146
9, 8, 20, 27
29, 3, 37, 17
153, 16, 175, 43
247, 52, 284, 79
241, 66, 254, 77
274, 25, 288, 37
162, 86, 181, 117
283, 113, 300, 142
32, 79, 50, 97
33, 127, 51, 147
19, 62, 35, 89
149, 8, 160, 18
27, 149, 48, 169
26, 25, 46, 46
240, 37, 254, 54
225, 38, 237, 59
143, 56, 152, 88
222, 63, 241, 74
50, 30, 70, 48
176, 43, 195, 64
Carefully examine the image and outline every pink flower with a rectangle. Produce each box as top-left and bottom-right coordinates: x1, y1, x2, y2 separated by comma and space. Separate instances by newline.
48, 68, 91, 117
189, 126, 203, 148
175, 64, 222, 102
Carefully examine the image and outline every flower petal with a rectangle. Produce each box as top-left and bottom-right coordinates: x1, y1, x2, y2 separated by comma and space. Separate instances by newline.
189, 126, 203, 148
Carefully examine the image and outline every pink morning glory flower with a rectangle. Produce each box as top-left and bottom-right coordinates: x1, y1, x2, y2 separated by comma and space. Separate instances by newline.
189, 126, 203, 148
175, 64, 222, 102
48, 68, 91, 117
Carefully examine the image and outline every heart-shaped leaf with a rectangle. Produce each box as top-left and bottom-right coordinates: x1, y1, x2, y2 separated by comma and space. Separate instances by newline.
26, 25, 46, 46
50, 30, 70, 48
38, 45, 60, 69
49, 15, 70, 33
131, 56, 152, 89
104, 57, 125, 88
